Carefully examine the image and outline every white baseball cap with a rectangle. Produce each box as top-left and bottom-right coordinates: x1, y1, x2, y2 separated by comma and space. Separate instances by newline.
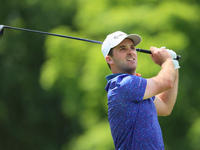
101, 31, 142, 58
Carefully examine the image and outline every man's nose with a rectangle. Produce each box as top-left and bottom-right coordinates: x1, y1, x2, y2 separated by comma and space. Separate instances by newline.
127, 48, 137, 56
127, 47, 134, 53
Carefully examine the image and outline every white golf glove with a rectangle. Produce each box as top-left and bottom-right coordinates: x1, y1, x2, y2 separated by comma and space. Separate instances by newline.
161, 47, 180, 70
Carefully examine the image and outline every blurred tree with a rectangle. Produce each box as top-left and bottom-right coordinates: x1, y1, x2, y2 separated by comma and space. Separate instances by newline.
0, 0, 80, 150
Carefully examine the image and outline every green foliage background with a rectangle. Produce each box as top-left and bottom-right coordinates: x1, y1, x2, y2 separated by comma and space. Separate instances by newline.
0, 0, 200, 149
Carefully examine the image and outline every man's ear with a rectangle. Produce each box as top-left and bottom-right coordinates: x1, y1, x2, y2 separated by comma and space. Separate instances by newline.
105, 56, 114, 65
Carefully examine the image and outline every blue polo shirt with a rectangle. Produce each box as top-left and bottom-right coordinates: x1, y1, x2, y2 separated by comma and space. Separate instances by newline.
105, 73, 164, 150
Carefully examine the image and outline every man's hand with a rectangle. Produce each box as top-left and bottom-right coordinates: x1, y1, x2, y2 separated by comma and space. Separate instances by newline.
150, 46, 172, 66
161, 47, 180, 70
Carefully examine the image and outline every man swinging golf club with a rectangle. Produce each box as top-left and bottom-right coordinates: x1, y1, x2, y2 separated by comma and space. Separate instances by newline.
102, 31, 180, 150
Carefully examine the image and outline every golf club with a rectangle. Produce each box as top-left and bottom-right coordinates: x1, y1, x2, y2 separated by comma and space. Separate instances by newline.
0, 25, 181, 60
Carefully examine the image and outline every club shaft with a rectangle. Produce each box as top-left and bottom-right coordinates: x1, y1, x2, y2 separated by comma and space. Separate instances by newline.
2, 25, 181, 60
3, 25, 102, 44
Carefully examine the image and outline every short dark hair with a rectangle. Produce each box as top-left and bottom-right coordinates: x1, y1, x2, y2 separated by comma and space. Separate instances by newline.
107, 48, 114, 69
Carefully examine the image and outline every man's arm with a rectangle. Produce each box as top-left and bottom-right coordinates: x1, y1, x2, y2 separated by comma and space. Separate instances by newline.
154, 70, 179, 116
143, 47, 176, 100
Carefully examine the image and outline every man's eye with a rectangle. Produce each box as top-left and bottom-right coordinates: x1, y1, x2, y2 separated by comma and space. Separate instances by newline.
131, 47, 135, 50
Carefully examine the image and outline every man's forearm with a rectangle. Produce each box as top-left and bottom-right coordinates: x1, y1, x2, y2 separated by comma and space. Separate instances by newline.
144, 59, 176, 100
157, 70, 179, 114
159, 59, 176, 89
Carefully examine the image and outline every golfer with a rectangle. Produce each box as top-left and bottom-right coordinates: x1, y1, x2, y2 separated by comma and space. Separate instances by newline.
102, 31, 179, 150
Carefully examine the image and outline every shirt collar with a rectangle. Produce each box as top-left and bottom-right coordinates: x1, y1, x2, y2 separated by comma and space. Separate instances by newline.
106, 73, 141, 82
105, 73, 125, 81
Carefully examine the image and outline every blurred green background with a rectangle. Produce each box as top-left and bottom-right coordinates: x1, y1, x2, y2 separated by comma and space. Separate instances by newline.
0, 0, 200, 150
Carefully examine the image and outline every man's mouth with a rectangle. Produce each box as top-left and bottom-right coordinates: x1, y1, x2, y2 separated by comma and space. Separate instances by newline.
127, 58, 135, 61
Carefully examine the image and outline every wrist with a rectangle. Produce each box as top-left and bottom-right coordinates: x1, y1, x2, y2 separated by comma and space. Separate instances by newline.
161, 58, 174, 68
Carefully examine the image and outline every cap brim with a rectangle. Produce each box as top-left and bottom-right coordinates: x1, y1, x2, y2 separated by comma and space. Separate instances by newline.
126, 34, 141, 46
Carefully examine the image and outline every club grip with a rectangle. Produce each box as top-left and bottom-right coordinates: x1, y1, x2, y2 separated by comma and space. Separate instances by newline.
136, 48, 181, 61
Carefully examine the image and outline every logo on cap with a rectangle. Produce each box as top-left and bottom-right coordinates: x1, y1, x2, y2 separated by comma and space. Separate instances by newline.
114, 33, 126, 39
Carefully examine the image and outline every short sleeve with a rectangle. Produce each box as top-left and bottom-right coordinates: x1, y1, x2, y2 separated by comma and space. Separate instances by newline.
117, 75, 147, 102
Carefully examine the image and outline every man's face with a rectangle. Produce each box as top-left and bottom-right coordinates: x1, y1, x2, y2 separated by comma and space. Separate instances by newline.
106, 38, 137, 75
